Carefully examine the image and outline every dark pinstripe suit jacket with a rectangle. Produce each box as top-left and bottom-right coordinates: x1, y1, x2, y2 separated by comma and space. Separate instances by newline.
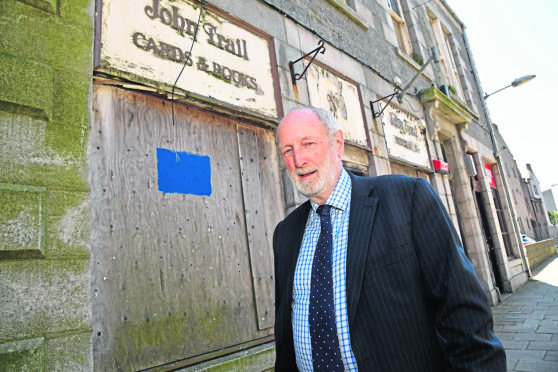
273, 173, 506, 371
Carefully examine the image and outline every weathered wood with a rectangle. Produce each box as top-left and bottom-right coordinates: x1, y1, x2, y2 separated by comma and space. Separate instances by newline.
390, 161, 429, 179
91, 84, 281, 370
237, 125, 283, 330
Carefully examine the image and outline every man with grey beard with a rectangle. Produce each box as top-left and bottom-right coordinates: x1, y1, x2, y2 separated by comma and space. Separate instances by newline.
272, 107, 505, 371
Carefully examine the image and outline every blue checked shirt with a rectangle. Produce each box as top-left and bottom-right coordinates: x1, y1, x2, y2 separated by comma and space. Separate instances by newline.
292, 169, 358, 371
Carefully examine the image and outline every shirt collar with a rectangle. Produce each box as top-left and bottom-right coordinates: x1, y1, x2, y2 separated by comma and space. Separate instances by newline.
310, 168, 351, 214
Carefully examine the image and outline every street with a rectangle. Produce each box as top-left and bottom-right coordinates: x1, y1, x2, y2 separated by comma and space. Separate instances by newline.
493, 254, 558, 371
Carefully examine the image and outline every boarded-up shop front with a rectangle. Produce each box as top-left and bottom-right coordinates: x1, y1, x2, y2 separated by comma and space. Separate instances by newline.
92, 0, 283, 369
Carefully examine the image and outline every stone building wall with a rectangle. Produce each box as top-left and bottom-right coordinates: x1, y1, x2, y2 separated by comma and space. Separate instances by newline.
0, 0, 94, 369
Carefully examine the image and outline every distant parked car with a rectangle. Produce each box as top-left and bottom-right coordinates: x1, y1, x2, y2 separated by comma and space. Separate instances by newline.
522, 235, 536, 245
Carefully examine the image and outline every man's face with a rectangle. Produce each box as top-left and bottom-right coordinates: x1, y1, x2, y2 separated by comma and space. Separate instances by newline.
277, 109, 344, 204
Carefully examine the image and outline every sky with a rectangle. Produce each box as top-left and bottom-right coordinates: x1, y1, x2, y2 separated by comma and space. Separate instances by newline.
445, 0, 558, 192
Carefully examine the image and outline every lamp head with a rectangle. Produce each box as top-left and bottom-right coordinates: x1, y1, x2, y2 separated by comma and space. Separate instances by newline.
511, 74, 536, 87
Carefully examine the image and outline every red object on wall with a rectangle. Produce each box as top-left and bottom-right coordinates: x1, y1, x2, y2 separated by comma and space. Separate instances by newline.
433, 159, 450, 174
484, 163, 497, 188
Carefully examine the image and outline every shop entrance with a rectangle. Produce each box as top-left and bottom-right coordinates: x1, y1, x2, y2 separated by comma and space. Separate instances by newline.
473, 177, 504, 293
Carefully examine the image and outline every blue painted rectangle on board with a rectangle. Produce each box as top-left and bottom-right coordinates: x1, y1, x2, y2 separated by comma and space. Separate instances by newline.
157, 148, 212, 196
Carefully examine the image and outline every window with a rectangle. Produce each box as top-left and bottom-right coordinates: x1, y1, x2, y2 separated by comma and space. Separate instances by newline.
442, 31, 462, 90
324, 0, 367, 29
428, 12, 464, 99
440, 143, 448, 163
330, 0, 356, 10
387, 0, 401, 16
388, 0, 413, 55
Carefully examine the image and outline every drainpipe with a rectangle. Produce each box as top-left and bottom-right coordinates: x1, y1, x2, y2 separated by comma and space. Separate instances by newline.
461, 25, 531, 278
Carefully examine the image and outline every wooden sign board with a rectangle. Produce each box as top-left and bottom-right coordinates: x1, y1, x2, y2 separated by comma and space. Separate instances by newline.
97, 0, 279, 118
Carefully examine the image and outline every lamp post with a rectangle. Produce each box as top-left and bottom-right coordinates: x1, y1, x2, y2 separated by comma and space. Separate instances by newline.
482, 75, 536, 278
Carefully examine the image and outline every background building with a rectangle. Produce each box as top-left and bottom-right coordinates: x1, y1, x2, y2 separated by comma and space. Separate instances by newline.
543, 188, 557, 213
0, 0, 536, 370
524, 164, 552, 240
492, 124, 539, 238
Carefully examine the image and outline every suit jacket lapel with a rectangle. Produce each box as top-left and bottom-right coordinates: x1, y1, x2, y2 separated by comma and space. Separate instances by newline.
346, 175, 378, 326
285, 202, 310, 264
283, 202, 311, 322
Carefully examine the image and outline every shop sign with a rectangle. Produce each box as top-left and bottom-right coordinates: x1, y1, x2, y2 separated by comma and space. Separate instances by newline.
306, 64, 369, 148
484, 163, 497, 188
98, 0, 279, 118
381, 105, 430, 169
433, 159, 449, 174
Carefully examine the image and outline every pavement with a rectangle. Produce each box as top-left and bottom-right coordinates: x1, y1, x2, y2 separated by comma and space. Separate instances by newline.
492, 254, 558, 371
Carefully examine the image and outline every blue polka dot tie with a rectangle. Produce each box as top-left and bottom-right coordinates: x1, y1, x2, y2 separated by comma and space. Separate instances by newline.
309, 205, 344, 371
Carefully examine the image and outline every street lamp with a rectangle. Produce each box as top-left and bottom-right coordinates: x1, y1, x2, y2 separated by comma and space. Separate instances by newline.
481, 74, 536, 278
484, 75, 536, 100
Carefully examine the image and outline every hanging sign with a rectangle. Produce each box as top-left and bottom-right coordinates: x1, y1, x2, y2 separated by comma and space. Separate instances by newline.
484, 163, 497, 188
98, 0, 279, 118
433, 159, 449, 174
381, 104, 430, 169
306, 64, 369, 148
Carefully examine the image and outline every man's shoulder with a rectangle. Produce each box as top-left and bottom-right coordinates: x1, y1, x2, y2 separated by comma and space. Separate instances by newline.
275, 200, 311, 230
351, 173, 424, 192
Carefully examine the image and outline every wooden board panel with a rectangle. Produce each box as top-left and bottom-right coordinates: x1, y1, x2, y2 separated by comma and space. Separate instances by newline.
91, 85, 279, 370
390, 161, 430, 180
237, 125, 283, 330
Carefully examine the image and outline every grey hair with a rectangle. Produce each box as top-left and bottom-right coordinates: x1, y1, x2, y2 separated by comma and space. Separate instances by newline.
307, 107, 340, 139
278, 107, 340, 139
